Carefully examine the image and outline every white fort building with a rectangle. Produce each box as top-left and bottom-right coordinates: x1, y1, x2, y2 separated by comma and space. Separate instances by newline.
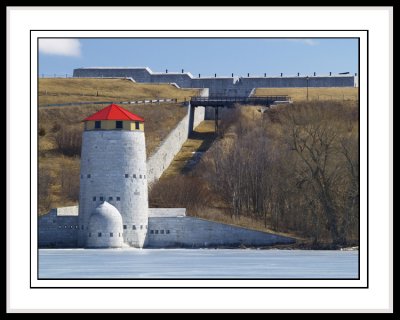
39, 104, 294, 248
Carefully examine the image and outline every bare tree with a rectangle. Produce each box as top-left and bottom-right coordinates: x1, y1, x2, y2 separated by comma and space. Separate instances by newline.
149, 175, 210, 213
149, 101, 359, 246
54, 126, 81, 157
280, 102, 358, 245
60, 163, 80, 201
38, 167, 53, 213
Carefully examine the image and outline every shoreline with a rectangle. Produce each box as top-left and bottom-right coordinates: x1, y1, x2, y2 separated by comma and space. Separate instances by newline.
39, 245, 360, 251
253, 242, 359, 251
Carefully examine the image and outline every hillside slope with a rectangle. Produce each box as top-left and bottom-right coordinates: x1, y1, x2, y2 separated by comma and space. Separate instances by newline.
149, 101, 359, 247
38, 79, 197, 214
39, 78, 198, 105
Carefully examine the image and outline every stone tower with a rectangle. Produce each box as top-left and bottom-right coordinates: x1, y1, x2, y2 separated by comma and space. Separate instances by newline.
78, 104, 149, 248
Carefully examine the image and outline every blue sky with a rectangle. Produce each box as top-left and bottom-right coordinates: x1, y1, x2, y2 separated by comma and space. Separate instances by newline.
39, 38, 358, 77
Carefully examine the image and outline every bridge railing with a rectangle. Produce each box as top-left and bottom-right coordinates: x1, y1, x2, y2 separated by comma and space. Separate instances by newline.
190, 95, 290, 102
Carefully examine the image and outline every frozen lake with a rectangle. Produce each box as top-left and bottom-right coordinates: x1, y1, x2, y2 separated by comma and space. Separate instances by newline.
38, 249, 358, 279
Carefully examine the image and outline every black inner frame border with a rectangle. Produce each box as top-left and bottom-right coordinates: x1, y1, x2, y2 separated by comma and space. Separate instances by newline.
30, 29, 368, 289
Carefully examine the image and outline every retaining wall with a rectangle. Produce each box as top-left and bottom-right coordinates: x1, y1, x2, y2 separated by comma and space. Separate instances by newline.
38, 206, 79, 248
39, 207, 295, 248
147, 216, 295, 248
146, 89, 208, 184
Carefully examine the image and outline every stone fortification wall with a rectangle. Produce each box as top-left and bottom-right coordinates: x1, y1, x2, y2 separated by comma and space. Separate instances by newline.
73, 67, 357, 97
73, 67, 152, 82
151, 73, 193, 87
147, 216, 295, 248
39, 207, 295, 248
240, 76, 355, 88
38, 206, 79, 248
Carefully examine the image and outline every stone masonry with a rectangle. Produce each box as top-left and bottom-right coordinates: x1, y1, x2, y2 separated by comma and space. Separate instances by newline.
73, 67, 358, 97
39, 206, 295, 248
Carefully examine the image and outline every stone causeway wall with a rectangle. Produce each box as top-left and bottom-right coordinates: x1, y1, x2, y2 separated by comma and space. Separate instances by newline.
146, 89, 208, 184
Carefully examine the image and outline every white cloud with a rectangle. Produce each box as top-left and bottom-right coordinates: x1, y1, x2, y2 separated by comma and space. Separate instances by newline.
286, 39, 318, 46
39, 39, 81, 57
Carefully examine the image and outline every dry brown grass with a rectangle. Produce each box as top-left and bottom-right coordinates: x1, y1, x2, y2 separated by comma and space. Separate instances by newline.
39, 78, 199, 105
190, 208, 300, 239
160, 121, 216, 178
39, 103, 187, 157
254, 87, 358, 101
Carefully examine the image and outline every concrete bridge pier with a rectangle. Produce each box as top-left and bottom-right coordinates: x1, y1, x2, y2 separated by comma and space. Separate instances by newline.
187, 102, 195, 137
187, 88, 209, 137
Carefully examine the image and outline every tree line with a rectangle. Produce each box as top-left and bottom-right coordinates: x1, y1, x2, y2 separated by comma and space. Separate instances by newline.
150, 101, 359, 247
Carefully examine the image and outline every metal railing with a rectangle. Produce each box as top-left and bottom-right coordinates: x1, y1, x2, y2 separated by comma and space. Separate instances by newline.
39, 98, 178, 108
39, 74, 74, 78
191, 95, 289, 102
190, 95, 291, 107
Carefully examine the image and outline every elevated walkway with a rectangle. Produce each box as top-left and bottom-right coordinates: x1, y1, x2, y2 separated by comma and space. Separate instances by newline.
190, 95, 290, 108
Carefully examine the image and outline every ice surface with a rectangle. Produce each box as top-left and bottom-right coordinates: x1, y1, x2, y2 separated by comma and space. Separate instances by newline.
38, 249, 358, 279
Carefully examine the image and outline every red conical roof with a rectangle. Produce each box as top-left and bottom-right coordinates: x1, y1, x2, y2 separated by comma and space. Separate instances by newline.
84, 104, 144, 122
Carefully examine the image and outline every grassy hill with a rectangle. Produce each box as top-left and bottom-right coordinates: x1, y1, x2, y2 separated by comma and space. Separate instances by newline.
39, 104, 188, 157
39, 78, 198, 105
38, 79, 198, 215
254, 87, 358, 101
